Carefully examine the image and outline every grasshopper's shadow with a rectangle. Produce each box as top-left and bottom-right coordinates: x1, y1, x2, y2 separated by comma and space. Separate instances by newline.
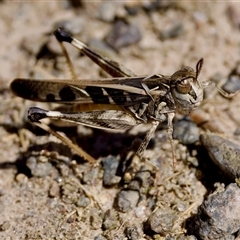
0, 122, 148, 177
59, 125, 144, 160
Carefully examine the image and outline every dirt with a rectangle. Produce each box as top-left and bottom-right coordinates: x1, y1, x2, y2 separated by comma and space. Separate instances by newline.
1, 1, 240, 240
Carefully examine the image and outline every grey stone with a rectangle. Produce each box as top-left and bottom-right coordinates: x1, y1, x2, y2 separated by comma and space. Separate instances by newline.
193, 183, 240, 239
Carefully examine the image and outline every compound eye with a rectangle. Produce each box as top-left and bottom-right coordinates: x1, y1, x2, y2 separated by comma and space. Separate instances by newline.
176, 79, 191, 94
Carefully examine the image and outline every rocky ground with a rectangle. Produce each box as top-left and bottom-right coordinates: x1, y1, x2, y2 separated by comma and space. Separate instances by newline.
1, 1, 240, 240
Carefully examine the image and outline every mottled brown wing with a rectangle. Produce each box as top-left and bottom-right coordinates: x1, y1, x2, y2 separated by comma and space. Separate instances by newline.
10, 77, 154, 106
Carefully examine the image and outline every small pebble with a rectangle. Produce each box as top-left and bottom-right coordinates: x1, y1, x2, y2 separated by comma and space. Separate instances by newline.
76, 196, 91, 208
98, 2, 119, 22
144, 208, 178, 235
159, 23, 184, 41
61, 179, 80, 204
173, 118, 199, 145
222, 75, 240, 93
15, 173, 28, 183
222, 61, 240, 93
57, 163, 70, 178
117, 165, 155, 212
102, 209, 119, 230
26, 156, 53, 177
82, 168, 99, 185
102, 156, 121, 187
116, 189, 139, 213
105, 20, 141, 50
49, 181, 60, 198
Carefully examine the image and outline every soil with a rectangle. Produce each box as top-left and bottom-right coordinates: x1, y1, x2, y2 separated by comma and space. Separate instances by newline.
1, 1, 240, 240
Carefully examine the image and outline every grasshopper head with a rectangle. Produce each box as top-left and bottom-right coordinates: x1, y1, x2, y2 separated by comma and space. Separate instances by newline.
170, 59, 204, 114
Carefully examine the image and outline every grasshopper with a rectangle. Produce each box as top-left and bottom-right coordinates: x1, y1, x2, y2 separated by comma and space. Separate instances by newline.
10, 27, 209, 165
